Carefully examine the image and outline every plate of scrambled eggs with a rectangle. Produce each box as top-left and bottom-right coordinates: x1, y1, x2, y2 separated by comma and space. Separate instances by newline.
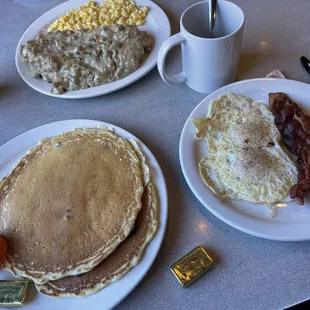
180, 78, 310, 241
15, 0, 170, 98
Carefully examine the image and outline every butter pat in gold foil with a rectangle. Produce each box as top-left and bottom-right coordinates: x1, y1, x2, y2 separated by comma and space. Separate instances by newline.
0, 280, 29, 307
170, 246, 214, 287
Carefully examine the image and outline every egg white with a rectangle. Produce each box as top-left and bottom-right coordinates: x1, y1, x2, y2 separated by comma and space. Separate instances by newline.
193, 93, 298, 206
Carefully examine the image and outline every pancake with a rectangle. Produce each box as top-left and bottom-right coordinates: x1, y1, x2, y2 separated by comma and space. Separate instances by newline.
0, 127, 146, 284
36, 182, 157, 297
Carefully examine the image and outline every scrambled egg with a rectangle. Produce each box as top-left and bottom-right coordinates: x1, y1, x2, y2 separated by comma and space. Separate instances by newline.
48, 0, 149, 32
193, 93, 298, 207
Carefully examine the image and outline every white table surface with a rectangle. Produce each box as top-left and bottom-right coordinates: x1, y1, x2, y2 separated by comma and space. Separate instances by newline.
1, 0, 310, 309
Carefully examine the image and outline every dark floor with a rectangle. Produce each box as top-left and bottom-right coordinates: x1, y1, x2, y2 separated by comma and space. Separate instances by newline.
288, 300, 310, 310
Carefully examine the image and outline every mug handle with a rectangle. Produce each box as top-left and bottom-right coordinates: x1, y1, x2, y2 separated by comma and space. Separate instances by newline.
157, 33, 187, 84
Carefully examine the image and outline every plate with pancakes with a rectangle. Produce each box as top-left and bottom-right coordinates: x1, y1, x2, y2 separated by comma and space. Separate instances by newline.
180, 78, 310, 241
0, 119, 167, 309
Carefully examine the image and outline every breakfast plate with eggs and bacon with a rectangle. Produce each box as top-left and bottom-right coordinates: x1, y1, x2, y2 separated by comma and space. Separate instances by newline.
180, 78, 310, 241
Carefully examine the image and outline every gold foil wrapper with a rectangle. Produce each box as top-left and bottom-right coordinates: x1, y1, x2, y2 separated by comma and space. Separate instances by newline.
0, 280, 29, 307
170, 246, 214, 287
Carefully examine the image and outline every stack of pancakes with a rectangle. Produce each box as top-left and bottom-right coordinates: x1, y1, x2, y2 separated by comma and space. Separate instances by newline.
0, 127, 158, 297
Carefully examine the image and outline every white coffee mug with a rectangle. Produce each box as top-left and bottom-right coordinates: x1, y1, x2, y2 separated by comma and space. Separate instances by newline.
157, 0, 245, 93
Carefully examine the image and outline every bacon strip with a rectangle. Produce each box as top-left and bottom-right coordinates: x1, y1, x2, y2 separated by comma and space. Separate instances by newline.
269, 92, 310, 205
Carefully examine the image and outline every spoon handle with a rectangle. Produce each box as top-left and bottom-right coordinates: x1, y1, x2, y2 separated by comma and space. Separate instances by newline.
209, 0, 217, 37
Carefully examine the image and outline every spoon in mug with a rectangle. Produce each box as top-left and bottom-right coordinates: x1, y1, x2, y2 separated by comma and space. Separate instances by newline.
209, 0, 217, 38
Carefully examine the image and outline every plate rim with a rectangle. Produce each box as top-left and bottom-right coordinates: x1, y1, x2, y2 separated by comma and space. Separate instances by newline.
15, 0, 171, 99
0, 119, 168, 309
179, 78, 310, 241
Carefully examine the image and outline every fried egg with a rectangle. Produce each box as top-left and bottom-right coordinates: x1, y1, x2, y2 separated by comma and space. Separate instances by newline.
193, 93, 298, 206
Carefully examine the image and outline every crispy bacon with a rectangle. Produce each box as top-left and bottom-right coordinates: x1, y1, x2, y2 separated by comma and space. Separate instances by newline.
269, 92, 310, 205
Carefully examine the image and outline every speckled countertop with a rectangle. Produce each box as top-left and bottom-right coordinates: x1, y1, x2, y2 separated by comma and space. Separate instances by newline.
1, 0, 310, 309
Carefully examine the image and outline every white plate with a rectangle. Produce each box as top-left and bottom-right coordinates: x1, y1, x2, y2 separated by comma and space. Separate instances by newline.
0, 119, 168, 309
180, 78, 310, 241
15, 0, 170, 99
